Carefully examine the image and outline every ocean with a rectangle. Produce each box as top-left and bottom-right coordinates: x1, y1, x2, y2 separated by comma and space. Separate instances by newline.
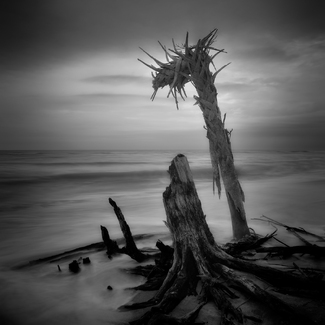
1, 149, 325, 324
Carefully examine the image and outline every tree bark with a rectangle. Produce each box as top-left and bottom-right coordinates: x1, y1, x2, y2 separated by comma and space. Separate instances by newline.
126, 154, 320, 325
140, 29, 250, 239
108, 198, 148, 262
100, 225, 119, 257
192, 65, 249, 239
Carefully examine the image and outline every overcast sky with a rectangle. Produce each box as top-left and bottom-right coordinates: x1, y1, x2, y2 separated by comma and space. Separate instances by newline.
1, 0, 325, 151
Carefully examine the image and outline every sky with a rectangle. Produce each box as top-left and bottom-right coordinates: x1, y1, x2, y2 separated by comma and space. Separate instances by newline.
1, 0, 325, 151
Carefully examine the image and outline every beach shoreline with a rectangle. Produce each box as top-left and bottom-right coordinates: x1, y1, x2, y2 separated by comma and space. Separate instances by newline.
1, 150, 325, 324
2, 226, 324, 325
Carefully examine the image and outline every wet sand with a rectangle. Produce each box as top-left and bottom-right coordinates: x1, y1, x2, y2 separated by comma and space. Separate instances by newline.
2, 228, 325, 325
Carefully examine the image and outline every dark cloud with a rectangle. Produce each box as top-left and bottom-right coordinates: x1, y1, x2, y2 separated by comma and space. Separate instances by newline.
0, 0, 209, 69
2, 0, 324, 69
0, 0, 120, 68
217, 1, 325, 39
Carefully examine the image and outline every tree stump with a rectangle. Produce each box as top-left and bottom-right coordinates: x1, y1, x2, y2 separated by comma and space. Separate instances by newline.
125, 154, 320, 325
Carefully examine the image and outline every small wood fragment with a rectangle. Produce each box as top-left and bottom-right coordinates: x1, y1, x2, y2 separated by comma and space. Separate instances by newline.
100, 225, 119, 257
69, 260, 80, 273
253, 215, 325, 241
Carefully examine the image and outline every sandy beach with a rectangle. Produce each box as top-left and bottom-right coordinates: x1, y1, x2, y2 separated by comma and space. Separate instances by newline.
1, 224, 324, 325
1, 238, 150, 325
1, 150, 325, 324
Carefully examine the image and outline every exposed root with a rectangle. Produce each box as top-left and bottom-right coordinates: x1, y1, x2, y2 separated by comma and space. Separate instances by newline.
121, 155, 323, 325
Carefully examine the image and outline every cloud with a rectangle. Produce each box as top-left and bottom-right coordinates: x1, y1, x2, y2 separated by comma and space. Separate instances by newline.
239, 43, 298, 63
76, 93, 148, 99
218, 82, 255, 94
1, 0, 325, 150
2, 0, 325, 68
82, 75, 150, 84
217, 77, 282, 95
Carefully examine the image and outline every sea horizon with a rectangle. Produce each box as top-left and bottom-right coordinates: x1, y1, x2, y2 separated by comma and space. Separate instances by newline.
1, 149, 325, 325
1, 149, 325, 265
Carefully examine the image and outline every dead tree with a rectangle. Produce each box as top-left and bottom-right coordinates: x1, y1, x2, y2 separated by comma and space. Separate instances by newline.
108, 198, 148, 262
254, 215, 325, 242
124, 155, 321, 325
139, 29, 249, 239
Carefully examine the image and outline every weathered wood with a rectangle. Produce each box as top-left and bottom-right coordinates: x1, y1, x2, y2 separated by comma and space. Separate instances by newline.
129, 303, 206, 325
210, 254, 324, 291
122, 155, 212, 321
215, 264, 317, 325
108, 198, 148, 262
223, 230, 276, 257
127, 240, 174, 291
68, 260, 80, 273
200, 278, 244, 325
126, 154, 322, 324
164, 159, 319, 291
100, 225, 119, 257
256, 245, 325, 257
253, 215, 325, 242
155, 239, 174, 271
140, 29, 250, 239
125, 155, 246, 323
195, 91, 249, 240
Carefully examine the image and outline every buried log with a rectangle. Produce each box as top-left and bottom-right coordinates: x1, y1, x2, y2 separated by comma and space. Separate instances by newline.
125, 154, 322, 325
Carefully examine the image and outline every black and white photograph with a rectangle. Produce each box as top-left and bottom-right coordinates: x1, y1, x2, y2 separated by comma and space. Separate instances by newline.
1, 1, 325, 324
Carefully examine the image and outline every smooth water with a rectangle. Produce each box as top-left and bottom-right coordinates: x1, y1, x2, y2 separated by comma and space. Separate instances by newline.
1, 150, 325, 324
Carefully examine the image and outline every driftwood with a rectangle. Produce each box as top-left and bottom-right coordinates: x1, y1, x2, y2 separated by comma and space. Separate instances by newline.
256, 245, 325, 257
123, 154, 323, 325
108, 198, 146, 261
222, 230, 277, 257
251, 215, 325, 258
101, 198, 151, 262
139, 29, 250, 239
100, 225, 119, 257
125, 240, 174, 292
254, 215, 325, 242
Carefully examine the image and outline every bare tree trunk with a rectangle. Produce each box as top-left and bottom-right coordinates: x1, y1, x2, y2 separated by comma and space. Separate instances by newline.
139, 29, 250, 239
191, 56, 249, 239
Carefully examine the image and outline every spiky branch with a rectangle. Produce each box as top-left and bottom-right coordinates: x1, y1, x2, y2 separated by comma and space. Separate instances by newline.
139, 29, 250, 239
